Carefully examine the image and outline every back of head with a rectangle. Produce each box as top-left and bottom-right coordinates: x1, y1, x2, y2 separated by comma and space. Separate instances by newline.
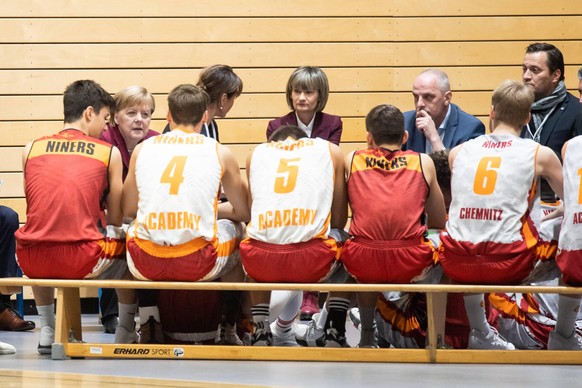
578, 67, 582, 80
197, 64, 243, 103
365, 104, 405, 145
269, 125, 308, 142
112, 85, 156, 118
525, 42, 565, 81
286, 66, 329, 112
491, 80, 534, 129
63, 80, 114, 123
167, 84, 210, 127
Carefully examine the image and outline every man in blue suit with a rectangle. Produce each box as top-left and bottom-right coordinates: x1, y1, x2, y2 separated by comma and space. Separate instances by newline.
403, 69, 485, 153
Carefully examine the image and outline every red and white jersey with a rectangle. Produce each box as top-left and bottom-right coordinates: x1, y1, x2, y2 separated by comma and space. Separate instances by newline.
15, 129, 112, 245
246, 137, 334, 244
446, 134, 540, 248
558, 135, 582, 252
132, 129, 222, 245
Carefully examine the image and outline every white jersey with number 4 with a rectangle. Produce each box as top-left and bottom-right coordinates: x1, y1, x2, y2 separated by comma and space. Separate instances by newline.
133, 129, 221, 245
447, 134, 540, 245
559, 135, 582, 252
246, 137, 334, 244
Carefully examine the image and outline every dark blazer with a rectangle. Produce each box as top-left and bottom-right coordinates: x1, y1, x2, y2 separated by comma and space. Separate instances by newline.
521, 92, 582, 158
403, 103, 485, 152
266, 111, 343, 145
521, 92, 582, 201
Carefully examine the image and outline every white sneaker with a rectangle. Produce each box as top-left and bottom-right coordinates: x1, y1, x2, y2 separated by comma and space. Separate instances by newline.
348, 307, 361, 330
548, 330, 582, 350
294, 313, 324, 347
115, 325, 139, 344
0, 341, 16, 355
270, 321, 299, 347
468, 327, 515, 350
38, 325, 55, 354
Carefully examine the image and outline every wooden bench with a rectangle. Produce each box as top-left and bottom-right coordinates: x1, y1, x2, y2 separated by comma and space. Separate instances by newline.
1, 277, 581, 364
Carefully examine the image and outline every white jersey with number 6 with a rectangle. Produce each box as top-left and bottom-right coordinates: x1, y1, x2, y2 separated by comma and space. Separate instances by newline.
246, 137, 334, 244
132, 130, 221, 245
559, 135, 582, 252
447, 134, 540, 245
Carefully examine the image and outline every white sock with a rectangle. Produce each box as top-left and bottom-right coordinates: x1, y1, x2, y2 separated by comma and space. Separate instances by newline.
278, 291, 302, 322
139, 306, 160, 324
555, 294, 582, 337
118, 303, 137, 331
37, 304, 55, 329
463, 294, 490, 334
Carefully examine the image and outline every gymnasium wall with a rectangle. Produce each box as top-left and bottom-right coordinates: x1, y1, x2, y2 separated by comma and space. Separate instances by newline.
1, 1, 582, 222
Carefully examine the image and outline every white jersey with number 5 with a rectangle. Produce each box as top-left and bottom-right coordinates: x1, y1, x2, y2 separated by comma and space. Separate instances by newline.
246, 137, 334, 244
133, 129, 221, 245
447, 134, 540, 245
559, 135, 582, 252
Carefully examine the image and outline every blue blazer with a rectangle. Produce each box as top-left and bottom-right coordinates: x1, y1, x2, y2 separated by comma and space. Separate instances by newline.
266, 111, 343, 145
403, 103, 485, 152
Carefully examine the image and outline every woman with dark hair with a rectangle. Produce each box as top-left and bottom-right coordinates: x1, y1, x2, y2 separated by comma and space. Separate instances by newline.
163, 64, 243, 141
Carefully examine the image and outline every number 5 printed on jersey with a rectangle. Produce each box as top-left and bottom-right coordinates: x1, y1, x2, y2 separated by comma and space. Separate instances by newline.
473, 156, 501, 195
274, 158, 300, 194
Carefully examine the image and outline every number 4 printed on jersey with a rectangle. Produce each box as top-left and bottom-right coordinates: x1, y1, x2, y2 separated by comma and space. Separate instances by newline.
161, 156, 187, 195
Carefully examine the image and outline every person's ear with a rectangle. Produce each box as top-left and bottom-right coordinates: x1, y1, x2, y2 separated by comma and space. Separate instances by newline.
166, 111, 173, 123
402, 130, 409, 146
443, 90, 452, 105
202, 110, 209, 123
84, 106, 95, 122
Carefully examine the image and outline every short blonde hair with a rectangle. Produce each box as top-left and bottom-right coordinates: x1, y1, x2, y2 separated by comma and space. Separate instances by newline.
111, 85, 155, 123
491, 80, 534, 128
286, 66, 329, 112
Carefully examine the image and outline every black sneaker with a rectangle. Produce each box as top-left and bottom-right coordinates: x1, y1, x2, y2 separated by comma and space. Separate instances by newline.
324, 328, 350, 348
101, 316, 119, 334
139, 316, 164, 344
251, 323, 273, 346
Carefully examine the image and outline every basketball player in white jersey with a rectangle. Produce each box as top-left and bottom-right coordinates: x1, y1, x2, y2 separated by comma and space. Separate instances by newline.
123, 84, 250, 344
440, 80, 564, 350
240, 125, 351, 347
548, 135, 582, 349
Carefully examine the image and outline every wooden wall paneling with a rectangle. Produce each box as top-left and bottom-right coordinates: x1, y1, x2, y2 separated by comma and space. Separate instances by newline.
3, 66, 582, 96
3, 1, 392, 17
0, 18, 393, 43
2, 42, 581, 70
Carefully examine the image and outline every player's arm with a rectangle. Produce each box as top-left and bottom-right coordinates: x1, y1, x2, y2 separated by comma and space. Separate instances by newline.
217, 144, 250, 223
420, 153, 446, 229
536, 145, 564, 200
121, 144, 142, 222
105, 146, 123, 227
344, 150, 355, 180
330, 143, 348, 229
245, 150, 254, 210
20, 142, 33, 190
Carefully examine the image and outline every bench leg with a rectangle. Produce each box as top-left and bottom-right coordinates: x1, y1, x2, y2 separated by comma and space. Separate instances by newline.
53, 287, 82, 360
426, 291, 447, 363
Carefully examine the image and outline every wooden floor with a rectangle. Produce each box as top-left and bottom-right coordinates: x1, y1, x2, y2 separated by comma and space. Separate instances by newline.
2, 315, 582, 387
0, 369, 268, 388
